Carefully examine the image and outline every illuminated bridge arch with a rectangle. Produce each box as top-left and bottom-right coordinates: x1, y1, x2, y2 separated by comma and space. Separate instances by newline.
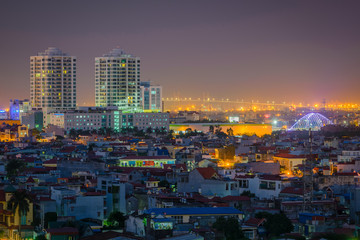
288, 113, 332, 131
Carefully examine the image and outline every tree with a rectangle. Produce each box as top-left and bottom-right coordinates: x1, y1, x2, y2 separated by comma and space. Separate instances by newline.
44, 212, 57, 228
88, 143, 95, 152
215, 125, 228, 138
68, 128, 78, 139
154, 127, 161, 137
7, 190, 32, 238
255, 212, 293, 237
120, 127, 128, 135
105, 127, 114, 137
30, 128, 41, 137
311, 233, 349, 240
178, 131, 185, 138
55, 135, 64, 141
158, 180, 170, 188
35, 235, 46, 240
98, 127, 106, 136
160, 127, 167, 135
6, 159, 26, 181
226, 128, 234, 136
209, 125, 214, 134
213, 216, 245, 240
146, 127, 153, 135
166, 130, 175, 141
106, 211, 126, 229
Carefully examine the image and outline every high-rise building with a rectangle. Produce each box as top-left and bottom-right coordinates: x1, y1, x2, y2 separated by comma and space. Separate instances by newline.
95, 48, 140, 111
140, 81, 162, 112
30, 47, 76, 110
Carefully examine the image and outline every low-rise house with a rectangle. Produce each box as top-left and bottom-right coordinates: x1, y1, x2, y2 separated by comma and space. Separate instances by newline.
273, 153, 307, 172
0, 187, 34, 240
236, 174, 289, 200
242, 217, 266, 240
178, 167, 219, 193
281, 200, 336, 220
97, 175, 127, 215
45, 227, 79, 240
144, 207, 244, 226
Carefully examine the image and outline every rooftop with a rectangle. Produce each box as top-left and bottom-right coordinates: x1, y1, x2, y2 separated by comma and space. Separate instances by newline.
145, 207, 243, 216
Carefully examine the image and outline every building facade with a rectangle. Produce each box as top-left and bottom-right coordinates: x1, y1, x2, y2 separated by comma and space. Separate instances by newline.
48, 109, 119, 132
30, 47, 77, 110
47, 108, 169, 132
10, 99, 31, 120
95, 48, 141, 111
140, 81, 162, 112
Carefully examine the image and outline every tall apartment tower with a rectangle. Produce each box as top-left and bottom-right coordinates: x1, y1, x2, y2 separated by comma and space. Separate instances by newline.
95, 48, 141, 111
30, 47, 76, 110
140, 81, 162, 112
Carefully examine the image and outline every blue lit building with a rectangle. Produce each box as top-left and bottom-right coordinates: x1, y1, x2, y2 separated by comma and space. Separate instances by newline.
0, 110, 7, 120
10, 99, 30, 120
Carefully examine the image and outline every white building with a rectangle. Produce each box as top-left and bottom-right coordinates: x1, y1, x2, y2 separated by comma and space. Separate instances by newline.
140, 81, 162, 112
47, 108, 169, 132
30, 47, 76, 110
338, 151, 360, 162
48, 109, 119, 132
50, 187, 106, 220
127, 112, 169, 130
236, 174, 289, 200
95, 48, 141, 111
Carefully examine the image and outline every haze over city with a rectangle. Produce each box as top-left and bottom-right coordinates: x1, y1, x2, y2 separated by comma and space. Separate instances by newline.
1, 0, 360, 107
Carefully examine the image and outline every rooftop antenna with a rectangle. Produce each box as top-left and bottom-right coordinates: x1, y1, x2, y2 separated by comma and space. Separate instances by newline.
303, 128, 314, 212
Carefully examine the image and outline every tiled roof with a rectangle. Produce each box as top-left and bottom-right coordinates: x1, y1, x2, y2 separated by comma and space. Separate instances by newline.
280, 187, 304, 195
235, 175, 255, 179
46, 227, 78, 235
196, 167, 218, 179
163, 164, 187, 171
222, 196, 250, 202
274, 153, 306, 158
244, 217, 266, 227
145, 207, 243, 216
81, 231, 124, 240
43, 158, 58, 164
146, 177, 159, 182
121, 156, 173, 160
83, 192, 104, 196
259, 174, 282, 181
26, 176, 35, 183
335, 172, 358, 176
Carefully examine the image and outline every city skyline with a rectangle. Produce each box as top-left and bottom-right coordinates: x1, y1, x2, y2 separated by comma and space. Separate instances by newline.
1, 1, 360, 108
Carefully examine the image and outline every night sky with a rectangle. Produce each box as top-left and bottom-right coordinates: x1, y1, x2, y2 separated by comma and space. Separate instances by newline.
1, 1, 360, 108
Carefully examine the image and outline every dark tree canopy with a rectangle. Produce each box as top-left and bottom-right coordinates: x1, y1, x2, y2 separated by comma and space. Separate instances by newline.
255, 212, 294, 237
106, 211, 126, 229
44, 212, 57, 228
6, 159, 26, 180
213, 216, 245, 240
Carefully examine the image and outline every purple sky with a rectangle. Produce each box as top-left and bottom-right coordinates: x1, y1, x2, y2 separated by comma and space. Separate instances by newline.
1, 1, 360, 107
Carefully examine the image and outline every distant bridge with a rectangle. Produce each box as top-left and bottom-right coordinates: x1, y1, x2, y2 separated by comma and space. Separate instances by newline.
163, 97, 293, 111
162, 97, 360, 112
